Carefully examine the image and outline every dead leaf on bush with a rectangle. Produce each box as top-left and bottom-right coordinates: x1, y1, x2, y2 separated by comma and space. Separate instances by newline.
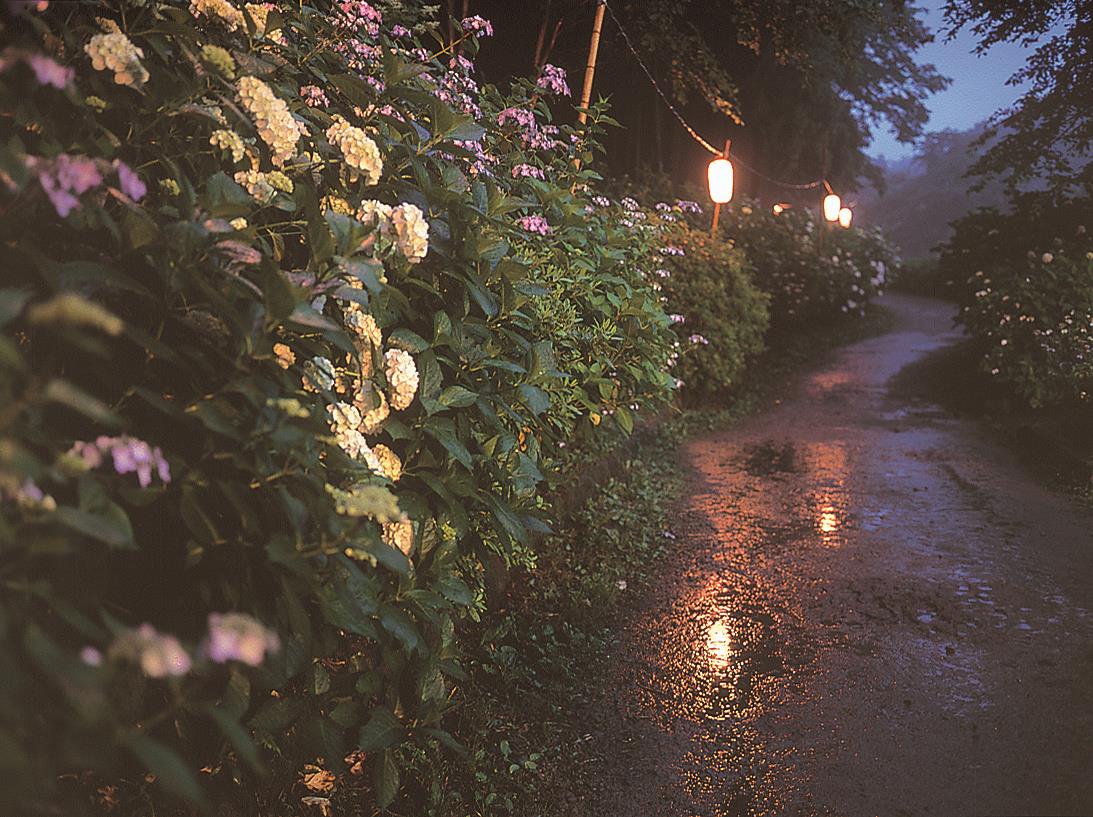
344, 750, 367, 776
301, 796, 332, 816
302, 764, 337, 793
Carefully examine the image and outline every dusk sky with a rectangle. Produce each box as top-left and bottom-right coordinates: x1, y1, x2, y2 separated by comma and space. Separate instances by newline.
868, 0, 1039, 160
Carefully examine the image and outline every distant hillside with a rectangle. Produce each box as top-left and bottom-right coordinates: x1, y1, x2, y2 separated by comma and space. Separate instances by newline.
858, 125, 1008, 260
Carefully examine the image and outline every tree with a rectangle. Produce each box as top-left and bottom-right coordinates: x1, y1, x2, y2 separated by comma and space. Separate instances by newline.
943, 0, 1091, 193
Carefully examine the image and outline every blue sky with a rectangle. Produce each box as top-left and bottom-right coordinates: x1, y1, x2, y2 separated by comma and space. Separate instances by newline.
867, 0, 1037, 160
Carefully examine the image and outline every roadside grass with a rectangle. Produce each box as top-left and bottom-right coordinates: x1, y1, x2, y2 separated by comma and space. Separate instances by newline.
401, 304, 897, 816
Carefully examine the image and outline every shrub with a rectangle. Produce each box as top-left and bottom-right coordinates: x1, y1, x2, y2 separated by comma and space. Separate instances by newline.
657, 218, 770, 400
0, 2, 674, 813
942, 197, 1092, 407
721, 201, 895, 327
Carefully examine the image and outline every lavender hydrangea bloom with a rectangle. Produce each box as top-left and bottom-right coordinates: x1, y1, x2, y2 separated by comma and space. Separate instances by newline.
206, 612, 281, 666
536, 64, 570, 96
69, 435, 171, 486
115, 160, 146, 201
28, 153, 103, 217
461, 15, 493, 37
109, 624, 192, 678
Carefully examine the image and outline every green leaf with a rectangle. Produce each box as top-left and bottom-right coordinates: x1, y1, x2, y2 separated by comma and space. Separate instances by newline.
387, 328, 430, 353
434, 575, 474, 606
123, 733, 208, 808
204, 172, 252, 218
438, 386, 478, 408
374, 748, 400, 809
54, 506, 136, 550
208, 706, 262, 772
249, 696, 306, 732
379, 605, 419, 651
0, 289, 32, 328
517, 383, 550, 415
424, 420, 473, 469
42, 379, 121, 427
357, 708, 404, 752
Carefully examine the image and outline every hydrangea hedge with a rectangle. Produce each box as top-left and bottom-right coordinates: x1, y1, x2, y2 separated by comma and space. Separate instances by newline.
939, 195, 1092, 407
0, 1, 678, 812
721, 201, 897, 328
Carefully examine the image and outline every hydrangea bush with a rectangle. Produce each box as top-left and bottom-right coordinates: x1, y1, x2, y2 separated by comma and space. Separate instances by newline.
721, 201, 895, 328
940, 196, 1092, 407
0, 1, 674, 812
654, 211, 770, 400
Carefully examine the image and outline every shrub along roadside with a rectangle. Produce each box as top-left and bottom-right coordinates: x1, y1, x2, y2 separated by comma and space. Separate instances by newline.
387, 303, 897, 817
0, 3, 677, 814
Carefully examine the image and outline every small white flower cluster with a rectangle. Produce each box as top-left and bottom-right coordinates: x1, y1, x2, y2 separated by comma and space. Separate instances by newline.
210, 128, 245, 163
384, 348, 419, 410
356, 199, 430, 264
390, 202, 429, 263
190, 0, 245, 30
238, 76, 302, 166
326, 114, 383, 185
85, 25, 149, 89
233, 169, 275, 202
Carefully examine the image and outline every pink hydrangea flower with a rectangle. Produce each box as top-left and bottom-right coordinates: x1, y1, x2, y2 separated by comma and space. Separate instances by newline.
206, 612, 281, 666
70, 435, 171, 487
536, 64, 570, 96
518, 215, 552, 235
461, 15, 493, 37
114, 160, 146, 201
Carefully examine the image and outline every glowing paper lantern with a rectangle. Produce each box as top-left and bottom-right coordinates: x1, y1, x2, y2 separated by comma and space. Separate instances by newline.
823, 193, 841, 222
838, 207, 853, 228
708, 157, 734, 204
772, 203, 784, 215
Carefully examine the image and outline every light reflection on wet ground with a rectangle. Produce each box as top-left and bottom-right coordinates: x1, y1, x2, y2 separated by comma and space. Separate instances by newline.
585, 295, 1093, 817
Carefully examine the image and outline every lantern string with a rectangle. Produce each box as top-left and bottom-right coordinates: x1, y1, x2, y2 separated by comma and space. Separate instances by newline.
600, 1, 827, 192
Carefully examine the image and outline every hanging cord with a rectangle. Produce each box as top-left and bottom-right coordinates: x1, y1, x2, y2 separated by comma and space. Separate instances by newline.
600, 1, 826, 191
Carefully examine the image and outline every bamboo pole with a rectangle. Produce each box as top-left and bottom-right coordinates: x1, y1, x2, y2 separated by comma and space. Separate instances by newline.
577, 1, 607, 126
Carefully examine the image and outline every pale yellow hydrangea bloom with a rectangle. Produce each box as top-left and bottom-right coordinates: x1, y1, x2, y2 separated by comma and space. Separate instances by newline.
356, 388, 389, 434
357, 199, 393, 231
238, 76, 302, 166
321, 195, 353, 216
326, 115, 383, 185
266, 170, 294, 193
384, 348, 419, 411
244, 3, 286, 43
210, 129, 245, 163
391, 203, 429, 264
190, 0, 245, 30
382, 519, 414, 556
85, 30, 149, 89
230, 217, 249, 230
233, 169, 275, 201
372, 444, 402, 482
273, 342, 295, 369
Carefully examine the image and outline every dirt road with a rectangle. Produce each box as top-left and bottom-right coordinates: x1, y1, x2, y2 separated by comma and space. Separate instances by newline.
588, 294, 1093, 817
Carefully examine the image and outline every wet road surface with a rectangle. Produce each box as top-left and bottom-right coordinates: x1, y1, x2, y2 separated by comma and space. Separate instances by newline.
589, 294, 1093, 817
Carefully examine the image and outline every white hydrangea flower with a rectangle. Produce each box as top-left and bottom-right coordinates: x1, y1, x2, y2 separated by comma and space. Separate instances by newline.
390, 203, 429, 264
190, 0, 246, 30
346, 308, 382, 348
326, 401, 361, 435
384, 348, 419, 411
382, 519, 414, 556
302, 356, 335, 392
326, 115, 383, 185
238, 76, 302, 166
357, 199, 393, 231
85, 29, 149, 89
210, 129, 245, 163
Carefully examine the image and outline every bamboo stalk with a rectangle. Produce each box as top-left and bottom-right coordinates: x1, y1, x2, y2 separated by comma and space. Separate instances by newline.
577, 1, 607, 126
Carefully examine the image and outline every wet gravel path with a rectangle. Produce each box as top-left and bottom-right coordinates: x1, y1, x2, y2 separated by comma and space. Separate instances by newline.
588, 294, 1093, 817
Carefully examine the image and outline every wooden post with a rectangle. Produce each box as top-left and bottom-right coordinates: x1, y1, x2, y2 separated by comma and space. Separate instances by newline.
710, 139, 731, 237
577, 1, 607, 126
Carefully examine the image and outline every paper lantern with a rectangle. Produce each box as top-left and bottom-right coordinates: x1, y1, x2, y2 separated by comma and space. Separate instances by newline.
707, 157, 734, 204
823, 193, 841, 222
838, 207, 853, 228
